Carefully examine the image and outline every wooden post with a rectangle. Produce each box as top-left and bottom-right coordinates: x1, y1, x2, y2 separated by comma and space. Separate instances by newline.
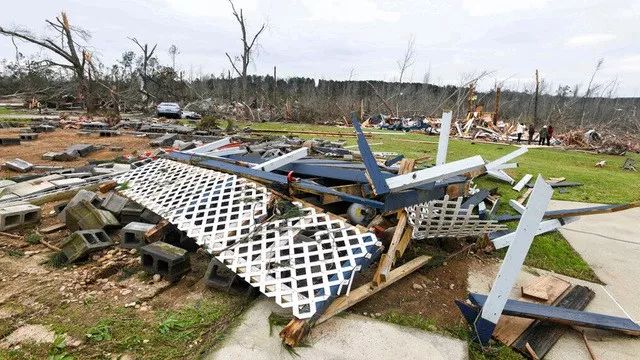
533, 69, 539, 127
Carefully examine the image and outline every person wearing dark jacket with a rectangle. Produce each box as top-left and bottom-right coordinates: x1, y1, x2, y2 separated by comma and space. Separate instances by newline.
528, 125, 535, 145
538, 125, 548, 145
547, 125, 554, 146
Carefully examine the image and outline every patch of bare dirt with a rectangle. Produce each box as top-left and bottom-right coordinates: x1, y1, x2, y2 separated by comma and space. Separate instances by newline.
0, 129, 152, 178
351, 255, 471, 328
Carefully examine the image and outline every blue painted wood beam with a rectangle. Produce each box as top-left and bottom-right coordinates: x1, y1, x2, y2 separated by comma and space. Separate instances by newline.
469, 293, 640, 336
351, 112, 390, 195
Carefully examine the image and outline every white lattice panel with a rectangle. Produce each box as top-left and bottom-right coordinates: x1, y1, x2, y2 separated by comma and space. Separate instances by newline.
115, 159, 380, 319
406, 195, 507, 239
115, 158, 271, 251
217, 203, 380, 318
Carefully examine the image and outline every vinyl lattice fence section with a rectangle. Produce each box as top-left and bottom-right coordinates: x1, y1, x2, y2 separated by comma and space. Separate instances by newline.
115, 159, 380, 319
406, 195, 507, 239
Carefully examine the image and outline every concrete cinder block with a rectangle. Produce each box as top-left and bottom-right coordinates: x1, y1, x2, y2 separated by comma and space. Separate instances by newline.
140, 209, 162, 224
19, 133, 38, 141
61, 229, 113, 262
204, 257, 258, 297
100, 192, 129, 215
120, 222, 155, 249
0, 204, 41, 231
31, 124, 55, 132
119, 202, 145, 225
99, 130, 120, 137
3, 158, 33, 173
140, 241, 190, 282
0, 138, 21, 146
66, 144, 95, 157
150, 133, 177, 147
58, 189, 102, 223
65, 199, 120, 231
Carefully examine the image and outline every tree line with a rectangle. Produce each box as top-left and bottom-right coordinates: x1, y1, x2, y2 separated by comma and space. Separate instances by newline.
1, 7, 638, 134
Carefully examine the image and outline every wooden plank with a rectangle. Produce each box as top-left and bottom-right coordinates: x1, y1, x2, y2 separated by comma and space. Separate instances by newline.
373, 211, 407, 285
521, 275, 571, 302
395, 226, 413, 259
316, 255, 431, 324
512, 285, 595, 358
470, 287, 640, 336
372, 159, 415, 286
517, 188, 533, 204
321, 184, 364, 205
492, 276, 570, 346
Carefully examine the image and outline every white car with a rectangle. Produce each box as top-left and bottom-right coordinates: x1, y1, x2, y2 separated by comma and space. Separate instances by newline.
156, 102, 182, 119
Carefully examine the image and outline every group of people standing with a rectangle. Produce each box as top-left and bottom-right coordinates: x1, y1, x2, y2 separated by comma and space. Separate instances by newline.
515, 123, 554, 145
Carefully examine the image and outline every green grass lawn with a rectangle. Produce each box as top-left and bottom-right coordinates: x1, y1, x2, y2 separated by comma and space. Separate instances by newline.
245, 121, 640, 282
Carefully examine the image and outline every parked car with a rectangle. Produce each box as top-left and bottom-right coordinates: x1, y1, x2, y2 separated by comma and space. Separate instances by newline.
156, 102, 182, 118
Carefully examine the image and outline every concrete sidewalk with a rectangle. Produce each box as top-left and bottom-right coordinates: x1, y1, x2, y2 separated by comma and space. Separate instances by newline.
469, 200, 640, 360
208, 299, 468, 360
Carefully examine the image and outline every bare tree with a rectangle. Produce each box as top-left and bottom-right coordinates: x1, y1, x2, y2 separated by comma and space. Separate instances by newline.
129, 38, 157, 105
397, 35, 415, 84
225, 0, 266, 101
0, 12, 98, 111
168, 44, 179, 69
580, 58, 604, 127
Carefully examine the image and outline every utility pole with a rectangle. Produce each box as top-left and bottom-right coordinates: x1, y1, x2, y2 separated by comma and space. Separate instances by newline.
494, 86, 501, 125
533, 69, 540, 127
273, 66, 277, 107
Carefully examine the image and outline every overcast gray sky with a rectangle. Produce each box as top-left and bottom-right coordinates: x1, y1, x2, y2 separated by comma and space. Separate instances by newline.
1, 0, 639, 96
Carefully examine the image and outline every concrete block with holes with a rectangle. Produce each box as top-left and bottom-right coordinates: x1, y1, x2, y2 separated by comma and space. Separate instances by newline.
120, 222, 155, 249
65, 199, 120, 231
119, 202, 145, 225
100, 191, 129, 216
58, 189, 102, 223
0, 138, 20, 146
204, 257, 258, 297
61, 229, 113, 262
150, 133, 177, 147
0, 204, 41, 231
139, 242, 190, 282
19, 133, 38, 141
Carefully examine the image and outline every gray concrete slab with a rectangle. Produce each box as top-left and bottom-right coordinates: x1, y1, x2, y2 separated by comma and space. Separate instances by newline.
208, 299, 468, 360
469, 200, 640, 360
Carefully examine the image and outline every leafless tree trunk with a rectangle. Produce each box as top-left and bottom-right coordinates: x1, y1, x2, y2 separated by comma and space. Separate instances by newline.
225, 0, 266, 101
533, 69, 540, 127
129, 38, 157, 106
580, 58, 604, 127
397, 35, 415, 84
0, 12, 97, 111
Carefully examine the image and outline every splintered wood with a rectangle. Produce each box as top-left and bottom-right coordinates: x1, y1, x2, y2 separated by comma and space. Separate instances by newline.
372, 159, 415, 286
492, 275, 571, 346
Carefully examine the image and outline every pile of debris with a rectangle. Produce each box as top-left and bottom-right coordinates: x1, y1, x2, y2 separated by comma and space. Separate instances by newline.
2, 110, 639, 358
556, 129, 640, 155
